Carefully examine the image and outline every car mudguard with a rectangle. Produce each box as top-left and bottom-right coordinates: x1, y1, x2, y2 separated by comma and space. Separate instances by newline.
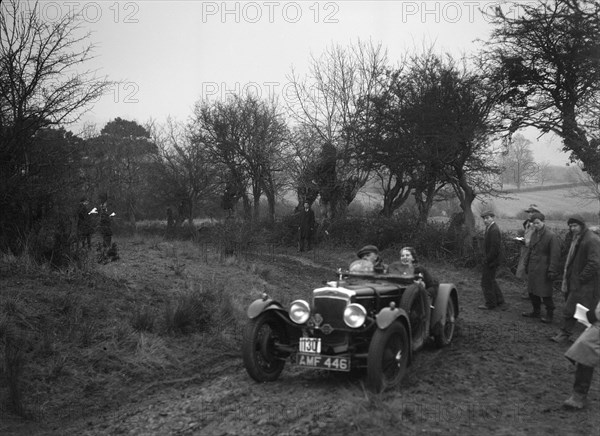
247, 298, 285, 319
376, 306, 410, 331
431, 284, 459, 332
375, 307, 413, 362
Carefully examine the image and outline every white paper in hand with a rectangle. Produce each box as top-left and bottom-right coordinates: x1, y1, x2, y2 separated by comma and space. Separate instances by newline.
574, 303, 591, 327
88, 207, 98, 215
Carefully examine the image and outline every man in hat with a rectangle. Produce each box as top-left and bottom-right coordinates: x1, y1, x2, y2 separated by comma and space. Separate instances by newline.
551, 214, 600, 343
522, 212, 561, 323
479, 210, 507, 310
515, 204, 542, 299
356, 245, 386, 273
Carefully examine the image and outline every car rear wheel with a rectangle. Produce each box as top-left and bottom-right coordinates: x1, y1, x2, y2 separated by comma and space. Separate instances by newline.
242, 311, 288, 382
366, 321, 410, 393
434, 296, 456, 348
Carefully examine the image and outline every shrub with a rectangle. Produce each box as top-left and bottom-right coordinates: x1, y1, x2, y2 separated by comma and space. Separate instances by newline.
130, 306, 155, 333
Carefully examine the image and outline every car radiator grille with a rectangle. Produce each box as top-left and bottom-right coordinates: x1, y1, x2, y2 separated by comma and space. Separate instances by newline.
313, 296, 347, 331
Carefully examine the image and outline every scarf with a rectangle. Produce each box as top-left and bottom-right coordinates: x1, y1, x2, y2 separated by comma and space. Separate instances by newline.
561, 234, 580, 293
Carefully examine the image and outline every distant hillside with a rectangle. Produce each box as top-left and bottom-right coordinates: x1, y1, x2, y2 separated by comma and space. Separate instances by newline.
502, 182, 585, 194
477, 185, 598, 220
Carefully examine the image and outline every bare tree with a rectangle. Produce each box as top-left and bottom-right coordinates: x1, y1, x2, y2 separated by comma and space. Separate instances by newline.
0, 0, 111, 252
568, 163, 600, 223
485, 0, 600, 182
190, 95, 288, 223
286, 40, 389, 218
147, 118, 220, 225
500, 133, 539, 189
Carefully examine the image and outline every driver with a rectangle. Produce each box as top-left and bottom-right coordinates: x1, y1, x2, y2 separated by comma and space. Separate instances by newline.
356, 245, 387, 273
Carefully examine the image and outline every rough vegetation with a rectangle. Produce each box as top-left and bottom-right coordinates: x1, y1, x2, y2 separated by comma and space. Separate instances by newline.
1, 227, 598, 435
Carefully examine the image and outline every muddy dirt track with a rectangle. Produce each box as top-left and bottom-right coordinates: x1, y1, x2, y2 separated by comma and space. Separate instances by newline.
5, 239, 600, 436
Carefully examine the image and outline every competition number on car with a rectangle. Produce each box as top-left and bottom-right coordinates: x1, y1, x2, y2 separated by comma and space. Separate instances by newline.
299, 337, 321, 353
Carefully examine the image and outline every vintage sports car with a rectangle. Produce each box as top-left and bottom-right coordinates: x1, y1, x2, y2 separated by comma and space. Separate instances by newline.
242, 260, 459, 392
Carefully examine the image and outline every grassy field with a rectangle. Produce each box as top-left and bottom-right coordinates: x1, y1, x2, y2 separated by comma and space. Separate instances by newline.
475, 186, 599, 222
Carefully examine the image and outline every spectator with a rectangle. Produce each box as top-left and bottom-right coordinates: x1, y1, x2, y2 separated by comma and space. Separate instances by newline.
478, 210, 507, 311
551, 215, 600, 343
522, 212, 561, 323
99, 202, 113, 248
389, 246, 438, 301
76, 197, 93, 249
298, 201, 315, 252
516, 204, 542, 299
562, 300, 600, 410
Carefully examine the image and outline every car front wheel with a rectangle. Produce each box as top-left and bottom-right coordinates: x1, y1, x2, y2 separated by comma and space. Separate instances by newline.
366, 321, 410, 393
242, 311, 288, 382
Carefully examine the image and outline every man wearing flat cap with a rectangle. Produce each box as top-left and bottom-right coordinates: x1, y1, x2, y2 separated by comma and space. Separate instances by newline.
356, 245, 386, 273
551, 214, 600, 343
479, 210, 507, 310
522, 212, 561, 322
516, 204, 543, 299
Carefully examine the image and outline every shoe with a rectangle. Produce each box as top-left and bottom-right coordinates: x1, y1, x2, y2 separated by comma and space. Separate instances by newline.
497, 303, 509, 311
522, 311, 541, 318
563, 393, 586, 410
520, 293, 530, 300
540, 311, 553, 324
478, 305, 495, 310
551, 332, 570, 343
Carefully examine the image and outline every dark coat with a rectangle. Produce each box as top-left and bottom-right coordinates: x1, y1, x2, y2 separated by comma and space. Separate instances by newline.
99, 208, 113, 237
525, 226, 561, 297
298, 207, 315, 238
483, 222, 504, 267
77, 203, 93, 235
565, 228, 600, 306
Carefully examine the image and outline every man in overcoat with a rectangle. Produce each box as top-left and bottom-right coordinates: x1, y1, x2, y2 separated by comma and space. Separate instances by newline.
522, 212, 561, 322
298, 201, 315, 252
516, 204, 542, 299
478, 210, 507, 310
563, 300, 600, 409
552, 215, 600, 343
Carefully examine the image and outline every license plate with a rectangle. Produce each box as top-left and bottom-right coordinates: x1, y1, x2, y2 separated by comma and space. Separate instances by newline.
299, 337, 321, 353
296, 353, 350, 372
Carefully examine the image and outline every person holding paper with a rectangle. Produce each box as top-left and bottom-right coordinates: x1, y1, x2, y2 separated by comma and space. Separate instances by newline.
551, 215, 600, 343
563, 301, 600, 409
521, 212, 561, 322
515, 204, 542, 300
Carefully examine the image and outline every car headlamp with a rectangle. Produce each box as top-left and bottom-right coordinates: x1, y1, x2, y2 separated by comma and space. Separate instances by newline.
289, 300, 310, 324
343, 303, 367, 328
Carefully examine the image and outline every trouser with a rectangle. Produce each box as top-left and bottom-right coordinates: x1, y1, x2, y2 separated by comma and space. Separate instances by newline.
298, 234, 312, 251
481, 264, 504, 307
102, 234, 112, 248
574, 363, 594, 395
529, 294, 555, 313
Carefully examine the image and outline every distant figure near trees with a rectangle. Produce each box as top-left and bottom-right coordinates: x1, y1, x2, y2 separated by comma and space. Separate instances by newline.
76, 197, 93, 249
298, 201, 315, 252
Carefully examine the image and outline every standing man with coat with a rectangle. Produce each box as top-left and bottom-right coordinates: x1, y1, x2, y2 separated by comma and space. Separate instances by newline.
551, 215, 600, 343
522, 212, 561, 323
478, 210, 507, 311
298, 201, 315, 252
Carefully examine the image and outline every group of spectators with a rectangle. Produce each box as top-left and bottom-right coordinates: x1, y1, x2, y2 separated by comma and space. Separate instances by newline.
478, 204, 600, 410
343, 203, 599, 411
76, 197, 118, 261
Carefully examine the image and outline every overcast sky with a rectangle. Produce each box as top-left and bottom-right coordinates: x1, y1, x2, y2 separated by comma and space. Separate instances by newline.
40, 0, 568, 164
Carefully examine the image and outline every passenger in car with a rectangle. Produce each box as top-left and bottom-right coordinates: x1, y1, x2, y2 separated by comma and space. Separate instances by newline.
389, 246, 439, 302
